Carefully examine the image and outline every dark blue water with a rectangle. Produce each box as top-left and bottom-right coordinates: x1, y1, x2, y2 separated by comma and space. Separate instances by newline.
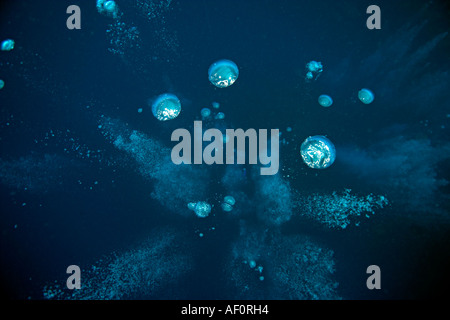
0, 0, 449, 300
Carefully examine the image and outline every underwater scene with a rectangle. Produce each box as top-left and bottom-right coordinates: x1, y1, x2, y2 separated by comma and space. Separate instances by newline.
0, 0, 449, 301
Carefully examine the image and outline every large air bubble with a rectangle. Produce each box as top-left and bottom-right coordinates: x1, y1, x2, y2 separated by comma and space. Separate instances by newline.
300, 135, 336, 169
188, 201, 211, 218
318, 95, 333, 107
151, 93, 181, 121
208, 59, 239, 88
215, 112, 225, 120
1, 39, 15, 51
358, 88, 374, 104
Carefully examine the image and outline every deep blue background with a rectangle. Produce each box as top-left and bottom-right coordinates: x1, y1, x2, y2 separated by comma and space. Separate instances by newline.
0, 0, 449, 299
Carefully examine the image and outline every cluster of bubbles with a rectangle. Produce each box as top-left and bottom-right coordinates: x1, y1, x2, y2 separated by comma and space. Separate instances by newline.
302, 62, 374, 172
134, 0, 179, 58
301, 78, 375, 172
96, 0, 120, 19
296, 189, 389, 229
34, 44, 390, 299
226, 225, 339, 299
221, 195, 236, 212
98, 116, 210, 216
0, 41, 61, 97
199, 102, 225, 121
339, 136, 450, 217
305, 60, 323, 82
187, 201, 212, 218
220, 165, 253, 218
106, 21, 141, 55
246, 259, 264, 281
96, 0, 146, 57
268, 234, 339, 299
35, 128, 106, 162
0, 124, 111, 196
1, 39, 15, 51
134, 0, 173, 21
33, 20, 388, 299
35, 95, 390, 301
98, 0, 180, 62
43, 229, 193, 299
0, 0, 446, 301
225, 226, 270, 299
255, 173, 293, 225
300, 135, 336, 169
150, 59, 239, 121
